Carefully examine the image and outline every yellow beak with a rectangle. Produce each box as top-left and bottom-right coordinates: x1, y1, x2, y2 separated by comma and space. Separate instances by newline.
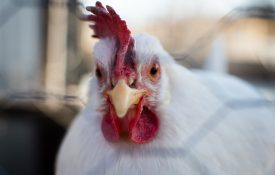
107, 79, 145, 118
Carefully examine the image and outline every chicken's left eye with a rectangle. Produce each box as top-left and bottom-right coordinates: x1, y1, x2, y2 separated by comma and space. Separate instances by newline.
150, 65, 158, 76
150, 67, 158, 75
148, 63, 160, 81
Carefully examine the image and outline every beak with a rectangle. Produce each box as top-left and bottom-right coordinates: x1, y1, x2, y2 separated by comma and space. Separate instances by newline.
107, 79, 146, 118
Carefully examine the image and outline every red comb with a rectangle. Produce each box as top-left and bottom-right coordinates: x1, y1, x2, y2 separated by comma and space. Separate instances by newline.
82, 1, 133, 72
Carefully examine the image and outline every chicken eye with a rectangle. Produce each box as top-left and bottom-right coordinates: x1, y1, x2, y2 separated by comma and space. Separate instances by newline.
95, 67, 102, 79
149, 65, 158, 76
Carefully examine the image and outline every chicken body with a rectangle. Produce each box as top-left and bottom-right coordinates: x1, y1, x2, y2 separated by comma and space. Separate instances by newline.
56, 34, 275, 175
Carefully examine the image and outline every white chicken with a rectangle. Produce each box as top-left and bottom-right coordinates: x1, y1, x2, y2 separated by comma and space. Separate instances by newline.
56, 2, 275, 175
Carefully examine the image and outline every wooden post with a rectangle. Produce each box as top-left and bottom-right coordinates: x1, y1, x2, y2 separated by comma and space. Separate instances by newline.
45, 0, 68, 95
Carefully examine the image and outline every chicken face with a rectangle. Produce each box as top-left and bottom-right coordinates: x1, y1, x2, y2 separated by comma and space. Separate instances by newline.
82, 1, 170, 144
93, 37, 161, 144
82, 2, 165, 144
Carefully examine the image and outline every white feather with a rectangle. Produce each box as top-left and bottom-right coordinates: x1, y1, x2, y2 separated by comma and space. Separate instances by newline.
56, 34, 275, 175
93, 38, 116, 69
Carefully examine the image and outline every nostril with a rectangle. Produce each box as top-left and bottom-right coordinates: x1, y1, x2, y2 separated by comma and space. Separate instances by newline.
111, 79, 116, 88
129, 79, 136, 88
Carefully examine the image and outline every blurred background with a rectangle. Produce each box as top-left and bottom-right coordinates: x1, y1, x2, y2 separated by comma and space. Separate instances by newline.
0, 0, 274, 174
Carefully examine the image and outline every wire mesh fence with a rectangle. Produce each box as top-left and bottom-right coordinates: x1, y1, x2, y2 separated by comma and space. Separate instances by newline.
0, 0, 275, 174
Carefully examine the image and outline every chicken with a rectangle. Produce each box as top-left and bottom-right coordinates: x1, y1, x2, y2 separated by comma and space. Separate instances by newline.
56, 2, 275, 175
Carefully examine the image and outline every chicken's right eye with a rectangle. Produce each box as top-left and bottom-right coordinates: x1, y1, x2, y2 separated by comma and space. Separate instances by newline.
95, 68, 102, 79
